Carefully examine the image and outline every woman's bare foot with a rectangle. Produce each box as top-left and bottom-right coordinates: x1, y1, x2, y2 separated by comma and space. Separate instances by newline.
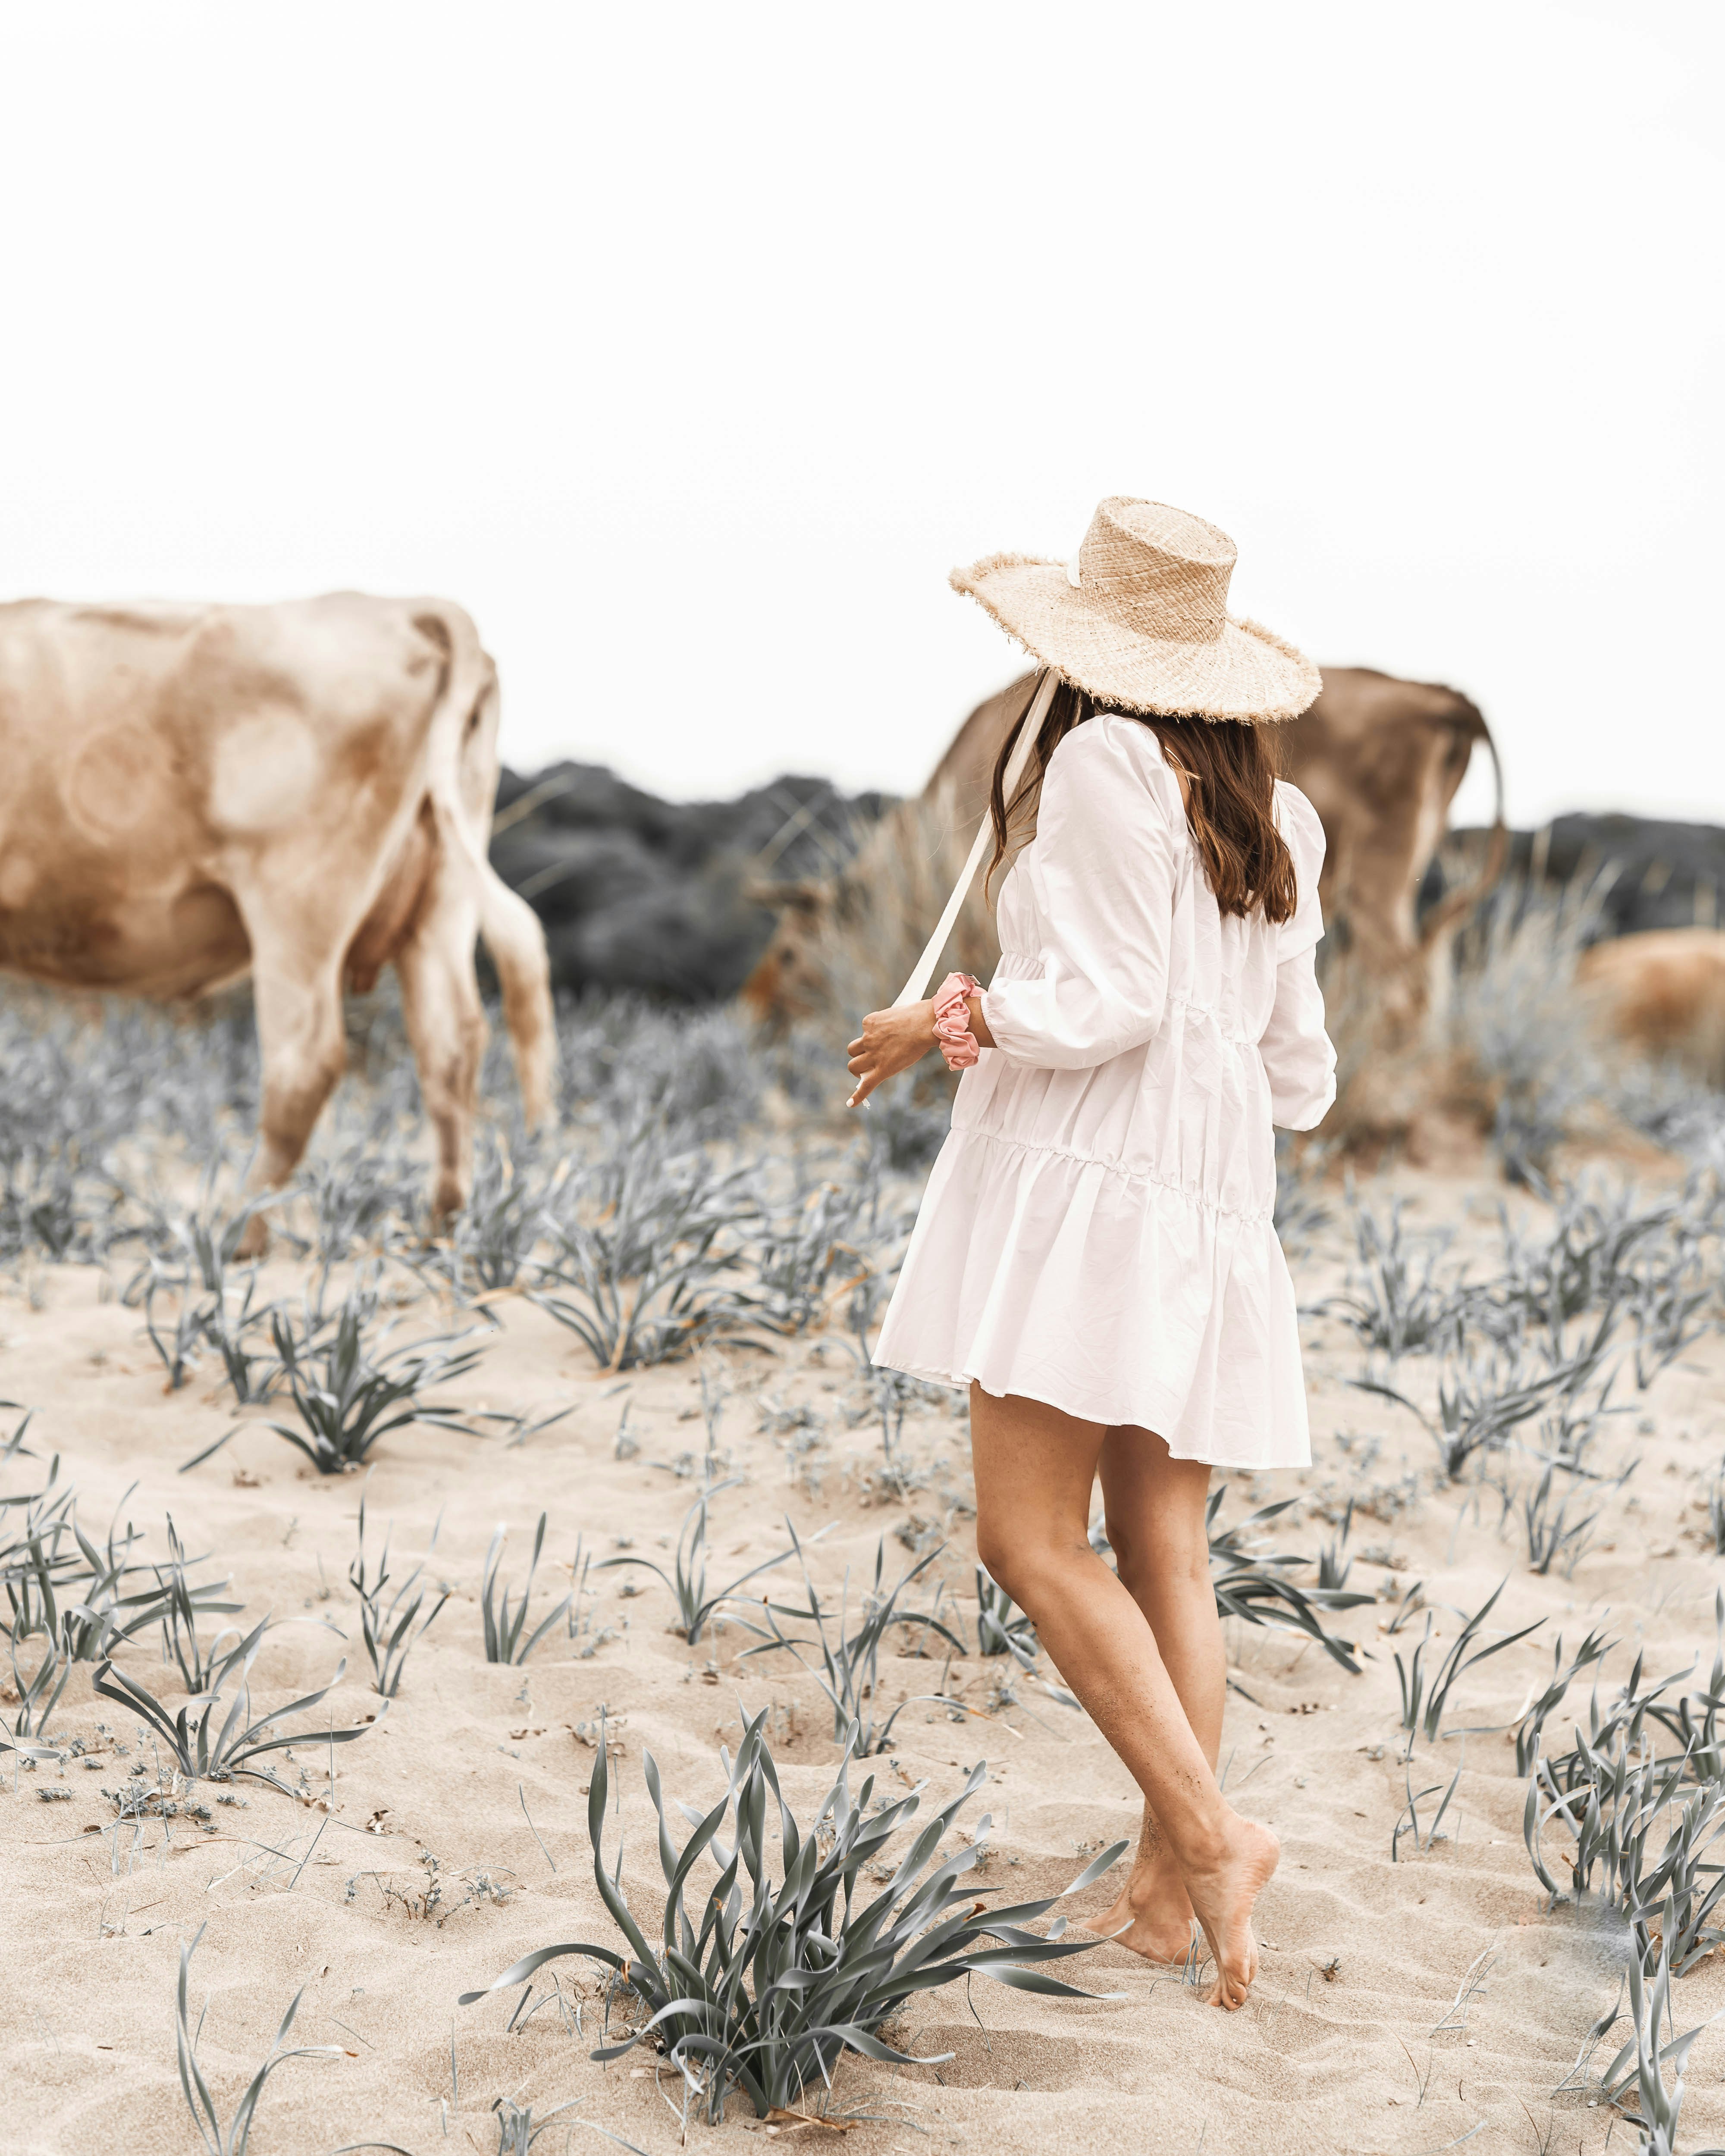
1095, 1860, 1196, 1963
1182, 1814, 1280, 2009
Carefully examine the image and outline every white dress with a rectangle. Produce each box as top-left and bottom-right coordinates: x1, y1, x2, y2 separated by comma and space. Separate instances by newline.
872, 712, 1336, 1468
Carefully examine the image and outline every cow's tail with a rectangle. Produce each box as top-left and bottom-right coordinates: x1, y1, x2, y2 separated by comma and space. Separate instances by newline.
1418, 700, 1509, 950
414, 605, 556, 1126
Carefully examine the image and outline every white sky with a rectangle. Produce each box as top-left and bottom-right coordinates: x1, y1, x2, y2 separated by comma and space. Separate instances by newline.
0, 2, 1719, 830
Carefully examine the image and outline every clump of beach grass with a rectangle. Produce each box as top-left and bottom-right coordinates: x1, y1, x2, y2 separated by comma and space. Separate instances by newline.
459, 1708, 1125, 2124
173, 1923, 401, 2156
1393, 1577, 1543, 1753
93, 1642, 378, 1790
744, 1531, 967, 1754
597, 1481, 795, 1646
480, 1513, 572, 1666
532, 1113, 760, 1369
351, 1483, 448, 1696
264, 1279, 487, 1475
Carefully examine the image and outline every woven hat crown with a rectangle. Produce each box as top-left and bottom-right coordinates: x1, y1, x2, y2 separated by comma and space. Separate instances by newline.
1077, 498, 1236, 648
950, 492, 1319, 722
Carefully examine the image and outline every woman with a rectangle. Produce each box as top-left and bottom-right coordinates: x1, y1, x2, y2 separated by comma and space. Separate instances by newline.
847, 498, 1336, 2010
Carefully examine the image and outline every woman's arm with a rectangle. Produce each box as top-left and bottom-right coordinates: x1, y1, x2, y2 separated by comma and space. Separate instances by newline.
846, 718, 1177, 1103
1260, 949, 1336, 1128
1260, 782, 1336, 1129
845, 993, 994, 1108
977, 717, 1179, 1070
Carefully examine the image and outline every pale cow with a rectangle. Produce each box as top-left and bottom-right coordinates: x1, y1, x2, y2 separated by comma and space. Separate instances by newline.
0, 595, 555, 1242
744, 665, 1504, 1033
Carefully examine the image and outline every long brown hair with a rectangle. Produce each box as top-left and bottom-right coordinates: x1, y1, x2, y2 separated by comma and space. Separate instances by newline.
986, 671, 1297, 924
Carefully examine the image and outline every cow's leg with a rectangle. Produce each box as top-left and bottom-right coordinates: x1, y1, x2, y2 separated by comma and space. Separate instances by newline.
238, 943, 348, 1255
477, 863, 555, 1127
395, 872, 487, 1228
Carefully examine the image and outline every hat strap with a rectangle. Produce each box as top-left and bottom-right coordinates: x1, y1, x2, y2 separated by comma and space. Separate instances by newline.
891, 668, 1061, 1008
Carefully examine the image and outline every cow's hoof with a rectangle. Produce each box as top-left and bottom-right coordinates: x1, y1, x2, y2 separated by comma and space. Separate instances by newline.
234, 1213, 271, 1262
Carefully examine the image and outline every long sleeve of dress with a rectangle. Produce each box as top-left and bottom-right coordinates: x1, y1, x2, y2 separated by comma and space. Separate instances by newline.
1258, 783, 1337, 1130
980, 716, 1180, 1071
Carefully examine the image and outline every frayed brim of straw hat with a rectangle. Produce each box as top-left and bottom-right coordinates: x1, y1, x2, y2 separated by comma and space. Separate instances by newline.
950, 553, 1321, 723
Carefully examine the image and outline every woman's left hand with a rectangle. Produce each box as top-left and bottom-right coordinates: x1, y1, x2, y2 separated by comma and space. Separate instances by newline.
846, 1001, 937, 1108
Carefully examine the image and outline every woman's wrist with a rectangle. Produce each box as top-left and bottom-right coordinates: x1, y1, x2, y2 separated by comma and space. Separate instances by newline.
931, 972, 983, 1069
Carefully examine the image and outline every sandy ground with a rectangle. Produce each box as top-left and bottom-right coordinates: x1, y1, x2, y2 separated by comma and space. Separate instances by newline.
5, 1152, 1725, 2156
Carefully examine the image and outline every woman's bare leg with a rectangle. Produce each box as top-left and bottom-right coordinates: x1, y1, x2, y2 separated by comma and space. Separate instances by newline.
969, 1385, 1276, 2009
1093, 1427, 1225, 1961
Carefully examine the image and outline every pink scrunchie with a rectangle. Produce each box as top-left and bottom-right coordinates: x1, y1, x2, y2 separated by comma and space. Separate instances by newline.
932, 971, 982, 1070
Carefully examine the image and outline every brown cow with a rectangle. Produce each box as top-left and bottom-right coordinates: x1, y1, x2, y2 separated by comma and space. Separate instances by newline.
1282, 667, 1505, 1029
744, 665, 1504, 1033
1578, 928, 1725, 1086
0, 594, 555, 1243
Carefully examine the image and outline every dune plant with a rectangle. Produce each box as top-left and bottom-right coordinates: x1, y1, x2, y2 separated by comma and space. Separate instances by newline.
1593, 1935, 1725, 2153
752, 1166, 882, 1337
0, 1453, 75, 1597
152, 1517, 253, 1690
253, 1260, 380, 1368
1512, 1626, 1615, 1775
1650, 1594, 1725, 1784
174, 1924, 352, 2156
266, 1285, 485, 1476
1391, 1752, 1464, 1862
486, 2093, 583, 2153
1495, 1182, 1656, 1328
554, 998, 764, 1144
1353, 1325, 1612, 1483
745, 1532, 966, 1755
1523, 1694, 1725, 1979
3, 1482, 235, 1667
3, 1632, 69, 1755
1206, 1488, 1374, 1672
405, 1125, 559, 1305
459, 1710, 1126, 2124
1393, 1579, 1543, 1752
139, 1257, 215, 1391
6, 1495, 129, 1658
1530, 1715, 1718, 1921
1627, 1253, 1717, 1390
92, 1645, 378, 1789
295, 1115, 422, 1265
454, 1141, 554, 1294
1635, 1783, 1725, 1976
351, 1486, 448, 1697
1534, 1371, 1626, 1476
531, 1118, 759, 1369
126, 1169, 278, 1393
1084, 1493, 1371, 1673
974, 1565, 1039, 1670
0, 1146, 121, 1264
1521, 1461, 1618, 1577
862, 1083, 953, 1175
597, 1481, 794, 1646
480, 1514, 571, 1667
1317, 1498, 1355, 1592
1533, 1651, 1691, 1811
1707, 1465, 1725, 1558
1317, 1198, 1474, 1364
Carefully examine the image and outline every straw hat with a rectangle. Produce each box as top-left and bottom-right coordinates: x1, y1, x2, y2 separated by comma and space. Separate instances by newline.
950, 496, 1321, 723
